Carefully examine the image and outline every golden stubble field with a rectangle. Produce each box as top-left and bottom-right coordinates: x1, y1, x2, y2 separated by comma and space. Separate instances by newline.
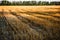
0, 6, 60, 40
0, 6, 60, 12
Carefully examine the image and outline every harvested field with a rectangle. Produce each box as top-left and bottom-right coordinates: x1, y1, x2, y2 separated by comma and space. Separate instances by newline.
0, 6, 60, 40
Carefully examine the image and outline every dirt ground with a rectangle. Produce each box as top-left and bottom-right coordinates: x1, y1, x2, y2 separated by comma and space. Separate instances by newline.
0, 6, 60, 40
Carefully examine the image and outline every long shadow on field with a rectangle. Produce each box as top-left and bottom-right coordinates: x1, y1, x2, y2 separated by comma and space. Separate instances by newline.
0, 12, 15, 40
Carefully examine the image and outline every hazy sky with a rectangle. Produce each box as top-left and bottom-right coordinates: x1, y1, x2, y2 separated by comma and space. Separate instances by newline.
0, 0, 60, 2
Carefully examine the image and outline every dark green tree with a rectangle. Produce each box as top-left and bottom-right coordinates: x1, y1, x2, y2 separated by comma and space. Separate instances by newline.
0, 0, 11, 5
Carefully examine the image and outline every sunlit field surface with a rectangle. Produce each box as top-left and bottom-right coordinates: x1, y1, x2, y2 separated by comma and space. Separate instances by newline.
0, 6, 60, 40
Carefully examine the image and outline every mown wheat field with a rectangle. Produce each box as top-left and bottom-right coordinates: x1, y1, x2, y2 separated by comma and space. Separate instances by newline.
0, 6, 60, 40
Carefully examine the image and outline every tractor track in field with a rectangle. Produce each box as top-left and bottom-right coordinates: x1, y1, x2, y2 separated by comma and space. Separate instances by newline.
0, 6, 60, 40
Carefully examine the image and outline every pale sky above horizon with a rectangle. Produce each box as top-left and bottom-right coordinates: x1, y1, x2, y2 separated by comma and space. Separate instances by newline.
0, 0, 60, 2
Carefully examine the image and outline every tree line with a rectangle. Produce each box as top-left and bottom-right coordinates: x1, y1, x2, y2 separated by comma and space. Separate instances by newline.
0, 0, 60, 5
